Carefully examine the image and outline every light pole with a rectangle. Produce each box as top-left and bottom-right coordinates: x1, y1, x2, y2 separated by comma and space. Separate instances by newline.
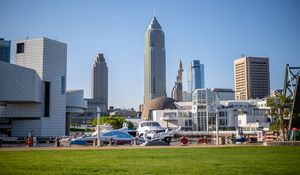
216, 111, 219, 145
97, 107, 101, 147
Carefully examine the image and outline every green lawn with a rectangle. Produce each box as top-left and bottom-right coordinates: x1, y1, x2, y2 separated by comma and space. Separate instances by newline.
0, 146, 299, 175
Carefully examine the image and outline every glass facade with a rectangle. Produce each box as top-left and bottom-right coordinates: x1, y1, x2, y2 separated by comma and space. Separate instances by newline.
61, 76, 66, 95
187, 60, 204, 95
192, 89, 218, 131
0, 38, 11, 63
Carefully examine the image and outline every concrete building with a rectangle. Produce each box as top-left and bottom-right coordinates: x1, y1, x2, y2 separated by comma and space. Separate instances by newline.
0, 38, 11, 63
144, 16, 167, 105
238, 114, 270, 131
152, 102, 193, 130
149, 89, 270, 131
142, 97, 177, 120
66, 90, 87, 135
212, 88, 235, 101
182, 91, 191, 102
91, 53, 108, 112
171, 59, 183, 102
234, 56, 270, 100
0, 37, 67, 137
85, 98, 107, 115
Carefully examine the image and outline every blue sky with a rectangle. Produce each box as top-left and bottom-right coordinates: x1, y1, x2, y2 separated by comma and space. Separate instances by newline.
1, 0, 300, 109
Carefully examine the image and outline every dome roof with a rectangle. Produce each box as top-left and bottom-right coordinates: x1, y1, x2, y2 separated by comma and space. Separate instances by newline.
142, 97, 177, 119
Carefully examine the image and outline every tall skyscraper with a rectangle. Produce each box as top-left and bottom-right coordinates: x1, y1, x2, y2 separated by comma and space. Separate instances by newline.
91, 53, 108, 111
171, 59, 183, 102
0, 38, 11, 63
13, 37, 67, 136
187, 60, 204, 95
144, 16, 166, 105
234, 56, 270, 100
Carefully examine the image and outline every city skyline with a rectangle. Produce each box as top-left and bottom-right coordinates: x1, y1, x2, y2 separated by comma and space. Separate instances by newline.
1, 0, 299, 109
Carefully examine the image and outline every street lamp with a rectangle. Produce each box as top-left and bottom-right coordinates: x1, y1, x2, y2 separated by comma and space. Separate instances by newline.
97, 107, 101, 147
216, 111, 219, 145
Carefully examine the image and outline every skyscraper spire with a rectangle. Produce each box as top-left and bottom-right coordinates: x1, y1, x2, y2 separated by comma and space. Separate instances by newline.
172, 59, 184, 102
177, 59, 183, 83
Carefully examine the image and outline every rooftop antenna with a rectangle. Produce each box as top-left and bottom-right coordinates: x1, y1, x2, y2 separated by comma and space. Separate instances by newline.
154, 9, 156, 17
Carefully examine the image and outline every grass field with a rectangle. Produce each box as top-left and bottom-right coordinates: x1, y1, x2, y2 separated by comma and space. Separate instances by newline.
0, 146, 299, 175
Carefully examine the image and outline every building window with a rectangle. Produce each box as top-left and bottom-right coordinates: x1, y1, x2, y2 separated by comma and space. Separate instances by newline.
16, 43, 24, 53
61, 76, 66, 95
44, 81, 50, 117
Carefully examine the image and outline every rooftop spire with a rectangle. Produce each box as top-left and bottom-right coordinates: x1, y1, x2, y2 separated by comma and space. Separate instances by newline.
149, 16, 161, 29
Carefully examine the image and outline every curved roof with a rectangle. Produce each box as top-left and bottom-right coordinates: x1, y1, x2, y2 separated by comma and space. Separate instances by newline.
142, 97, 177, 119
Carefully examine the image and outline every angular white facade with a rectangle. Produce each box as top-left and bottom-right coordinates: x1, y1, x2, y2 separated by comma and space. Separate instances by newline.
0, 62, 42, 103
152, 102, 193, 130
144, 16, 166, 105
0, 37, 67, 137
192, 88, 271, 131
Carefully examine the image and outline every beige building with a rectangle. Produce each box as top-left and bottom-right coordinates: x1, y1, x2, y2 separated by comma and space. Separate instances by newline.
91, 53, 108, 113
234, 56, 270, 100
144, 16, 167, 105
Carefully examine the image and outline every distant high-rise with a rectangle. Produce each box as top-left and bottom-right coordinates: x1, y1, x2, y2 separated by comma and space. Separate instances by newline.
0, 38, 11, 63
91, 53, 108, 111
144, 16, 166, 105
187, 60, 204, 94
234, 56, 270, 100
171, 59, 183, 102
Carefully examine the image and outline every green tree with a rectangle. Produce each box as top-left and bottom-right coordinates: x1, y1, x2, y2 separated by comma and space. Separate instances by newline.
92, 116, 135, 129
267, 92, 292, 141
126, 121, 134, 129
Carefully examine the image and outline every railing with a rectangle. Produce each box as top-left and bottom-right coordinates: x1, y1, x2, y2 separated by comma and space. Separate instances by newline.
178, 130, 257, 136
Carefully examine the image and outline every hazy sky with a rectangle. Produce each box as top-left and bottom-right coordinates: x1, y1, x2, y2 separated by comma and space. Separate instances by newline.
1, 0, 300, 109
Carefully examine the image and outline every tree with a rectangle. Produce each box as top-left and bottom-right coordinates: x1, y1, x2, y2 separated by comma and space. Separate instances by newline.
92, 116, 135, 129
267, 93, 292, 141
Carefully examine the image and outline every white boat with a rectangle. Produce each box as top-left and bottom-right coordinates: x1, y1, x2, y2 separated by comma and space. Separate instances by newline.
136, 121, 165, 138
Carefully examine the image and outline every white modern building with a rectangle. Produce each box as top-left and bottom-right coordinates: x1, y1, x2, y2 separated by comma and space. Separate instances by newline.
149, 88, 271, 132
152, 102, 193, 130
0, 37, 67, 137
238, 114, 270, 131
66, 90, 87, 114
192, 88, 271, 132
